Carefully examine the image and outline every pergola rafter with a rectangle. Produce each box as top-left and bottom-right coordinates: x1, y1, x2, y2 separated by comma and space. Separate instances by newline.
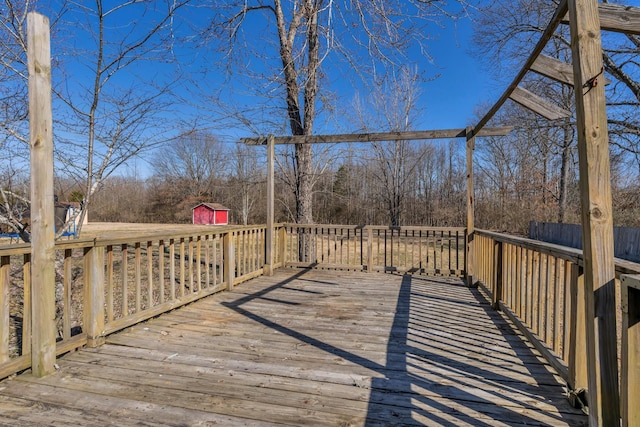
563, 2, 640, 35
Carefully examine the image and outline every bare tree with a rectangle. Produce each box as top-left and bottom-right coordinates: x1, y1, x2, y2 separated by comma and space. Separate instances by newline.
473, 0, 640, 225
0, 167, 30, 241
0, 0, 193, 240
0, 0, 34, 239
229, 143, 263, 225
0, 0, 32, 147
352, 67, 429, 226
52, 0, 192, 235
196, 0, 474, 254
153, 131, 227, 199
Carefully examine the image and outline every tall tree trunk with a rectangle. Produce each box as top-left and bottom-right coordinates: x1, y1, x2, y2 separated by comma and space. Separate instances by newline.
274, 0, 318, 261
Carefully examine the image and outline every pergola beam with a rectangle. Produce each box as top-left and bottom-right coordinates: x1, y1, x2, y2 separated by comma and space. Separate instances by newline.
531, 54, 610, 86
509, 86, 572, 121
531, 54, 578, 86
563, 3, 640, 35
472, 0, 568, 137
242, 127, 513, 146
598, 3, 640, 35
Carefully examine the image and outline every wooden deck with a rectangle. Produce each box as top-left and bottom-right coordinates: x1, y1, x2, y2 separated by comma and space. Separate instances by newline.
0, 269, 587, 426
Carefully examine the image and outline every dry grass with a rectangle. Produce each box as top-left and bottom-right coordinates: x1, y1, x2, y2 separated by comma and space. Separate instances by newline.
81, 222, 218, 239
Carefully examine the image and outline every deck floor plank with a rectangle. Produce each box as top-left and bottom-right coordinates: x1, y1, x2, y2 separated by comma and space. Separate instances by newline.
0, 269, 587, 426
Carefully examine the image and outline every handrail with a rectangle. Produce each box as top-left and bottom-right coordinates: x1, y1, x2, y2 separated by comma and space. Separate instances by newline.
0, 224, 281, 380
473, 228, 638, 415
283, 224, 466, 275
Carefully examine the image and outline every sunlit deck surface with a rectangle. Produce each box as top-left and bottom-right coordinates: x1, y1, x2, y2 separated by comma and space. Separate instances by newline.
0, 269, 586, 426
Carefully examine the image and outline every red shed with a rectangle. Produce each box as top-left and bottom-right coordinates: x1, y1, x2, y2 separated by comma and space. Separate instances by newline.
192, 203, 230, 225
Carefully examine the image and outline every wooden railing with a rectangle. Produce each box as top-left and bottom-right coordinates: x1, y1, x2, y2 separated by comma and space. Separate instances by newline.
283, 224, 466, 275
474, 229, 639, 424
0, 225, 280, 380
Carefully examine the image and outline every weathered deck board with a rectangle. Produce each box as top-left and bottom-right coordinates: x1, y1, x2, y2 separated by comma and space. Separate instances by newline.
0, 269, 587, 426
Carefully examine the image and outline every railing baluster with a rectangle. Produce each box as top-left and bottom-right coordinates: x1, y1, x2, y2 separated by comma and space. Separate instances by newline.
492, 240, 503, 309
196, 236, 202, 293
22, 254, 32, 356
179, 238, 185, 298
563, 260, 572, 361
188, 236, 194, 294
122, 244, 128, 317
63, 249, 72, 339
552, 256, 561, 355
0, 256, 10, 363
204, 236, 210, 289
169, 239, 175, 301
106, 246, 114, 322
158, 240, 165, 303
147, 241, 153, 308
135, 242, 141, 312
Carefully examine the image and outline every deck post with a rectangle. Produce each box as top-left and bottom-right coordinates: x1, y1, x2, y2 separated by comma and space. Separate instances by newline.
28, 12, 56, 377
620, 274, 640, 427
84, 245, 105, 347
568, 264, 588, 403
223, 231, 235, 290
278, 225, 286, 267
264, 135, 275, 276
568, 0, 620, 424
465, 127, 476, 287
491, 240, 503, 310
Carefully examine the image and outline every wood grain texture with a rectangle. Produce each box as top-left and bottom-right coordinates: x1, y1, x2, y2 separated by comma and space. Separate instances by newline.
466, 128, 475, 287
242, 127, 513, 145
620, 274, 640, 427
0, 257, 9, 363
509, 86, 572, 120
265, 136, 275, 275
27, 12, 56, 377
598, 3, 640, 35
530, 54, 610, 86
563, 3, 640, 35
0, 269, 587, 426
568, 0, 620, 424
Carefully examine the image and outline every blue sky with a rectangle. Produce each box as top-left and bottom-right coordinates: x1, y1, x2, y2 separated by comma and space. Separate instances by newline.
417, 16, 496, 129
44, 1, 505, 178
163, 1, 503, 137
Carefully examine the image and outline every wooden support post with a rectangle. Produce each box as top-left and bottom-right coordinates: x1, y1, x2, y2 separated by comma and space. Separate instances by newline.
223, 232, 235, 290
84, 246, 105, 347
621, 274, 640, 427
366, 227, 373, 273
264, 135, 275, 276
465, 127, 476, 287
492, 241, 503, 310
278, 226, 286, 267
568, 0, 620, 424
28, 12, 56, 378
568, 264, 588, 403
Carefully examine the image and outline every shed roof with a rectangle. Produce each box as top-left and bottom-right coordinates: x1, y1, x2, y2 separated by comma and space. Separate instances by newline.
192, 203, 230, 211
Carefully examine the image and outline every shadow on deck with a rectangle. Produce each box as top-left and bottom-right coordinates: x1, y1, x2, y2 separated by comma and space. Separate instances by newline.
0, 269, 586, 426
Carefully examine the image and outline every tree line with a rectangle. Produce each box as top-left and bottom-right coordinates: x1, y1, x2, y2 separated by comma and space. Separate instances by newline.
1, 0, 638, 242
66, 127, 639, 236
